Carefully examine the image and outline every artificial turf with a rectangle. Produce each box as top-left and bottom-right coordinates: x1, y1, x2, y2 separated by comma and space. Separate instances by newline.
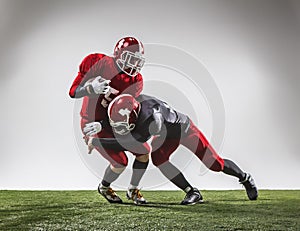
0, 190, 299, 230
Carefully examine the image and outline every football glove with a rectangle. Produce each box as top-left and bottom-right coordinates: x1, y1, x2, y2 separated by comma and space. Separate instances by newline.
90, 76, 111, 95
83, 122, 102, 136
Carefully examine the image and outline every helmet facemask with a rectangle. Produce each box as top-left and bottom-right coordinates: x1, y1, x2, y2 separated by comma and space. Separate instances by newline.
116, 51, 145, 77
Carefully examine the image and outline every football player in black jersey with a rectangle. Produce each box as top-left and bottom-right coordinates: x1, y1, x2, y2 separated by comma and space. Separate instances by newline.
84, 94, 258, 204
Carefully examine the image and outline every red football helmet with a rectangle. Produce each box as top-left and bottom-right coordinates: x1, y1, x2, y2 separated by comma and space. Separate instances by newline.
114, 37, 145, 77
108, 94, 141, 135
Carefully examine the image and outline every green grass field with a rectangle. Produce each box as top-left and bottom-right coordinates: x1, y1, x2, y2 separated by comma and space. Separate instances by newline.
0, 190, 299, 231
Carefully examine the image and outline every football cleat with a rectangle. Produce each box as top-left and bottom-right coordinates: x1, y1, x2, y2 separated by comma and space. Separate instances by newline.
240, 173, 258, 200
181, 188, 204, 205
98, 185, 123, 204
126, 188, 147, 205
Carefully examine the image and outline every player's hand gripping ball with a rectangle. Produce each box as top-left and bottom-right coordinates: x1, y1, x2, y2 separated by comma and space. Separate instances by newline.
84, 76, 111, 95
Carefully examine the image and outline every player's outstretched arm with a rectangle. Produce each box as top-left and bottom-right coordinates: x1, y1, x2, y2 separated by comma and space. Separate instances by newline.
83, 122, 150, 154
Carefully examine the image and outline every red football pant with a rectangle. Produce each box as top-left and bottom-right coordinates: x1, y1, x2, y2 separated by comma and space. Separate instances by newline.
151, 120, 225, 172
81, 118, 150, 168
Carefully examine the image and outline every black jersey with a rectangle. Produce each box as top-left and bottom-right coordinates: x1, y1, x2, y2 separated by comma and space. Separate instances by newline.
92, 95, 190, 150
134, 94, 190, 141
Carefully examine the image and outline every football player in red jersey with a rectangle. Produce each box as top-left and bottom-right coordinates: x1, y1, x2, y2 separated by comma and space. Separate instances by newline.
69, 37, 150, 204
84, 94, 258, 205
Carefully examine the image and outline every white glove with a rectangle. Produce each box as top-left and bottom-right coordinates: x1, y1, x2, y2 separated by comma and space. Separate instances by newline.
83, 122, 102, 136
91, 76, 110, 94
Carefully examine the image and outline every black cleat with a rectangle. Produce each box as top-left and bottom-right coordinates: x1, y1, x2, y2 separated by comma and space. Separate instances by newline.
181, 188, 204, 205
240, 173, 258, 200
98, 185, 123, 204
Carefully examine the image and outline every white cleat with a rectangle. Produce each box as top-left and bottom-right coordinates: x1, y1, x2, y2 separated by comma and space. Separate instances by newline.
126, 188, 147, 205
98, 185, 123, 204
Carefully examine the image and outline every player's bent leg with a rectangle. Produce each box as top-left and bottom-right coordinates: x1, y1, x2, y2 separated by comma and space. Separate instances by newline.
181, 120, 258, 200
93, 144, 129, 204
81, 119, 128, 204
154, 159, 204, 205
222, 159, 258, 200
98, 164, 125, 204
156, 161, 204, 206
152, 136, 204, 205
127, 154, 149, 205
180, 122, 224, 172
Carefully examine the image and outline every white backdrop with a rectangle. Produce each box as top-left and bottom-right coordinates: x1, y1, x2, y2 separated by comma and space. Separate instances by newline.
0, 0, 299, 190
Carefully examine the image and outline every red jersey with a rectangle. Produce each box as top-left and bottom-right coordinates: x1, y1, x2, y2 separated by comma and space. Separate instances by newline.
69, 53, 143, 122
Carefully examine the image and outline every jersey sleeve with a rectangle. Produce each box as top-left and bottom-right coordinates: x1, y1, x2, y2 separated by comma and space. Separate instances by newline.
69, 53, 105, 98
